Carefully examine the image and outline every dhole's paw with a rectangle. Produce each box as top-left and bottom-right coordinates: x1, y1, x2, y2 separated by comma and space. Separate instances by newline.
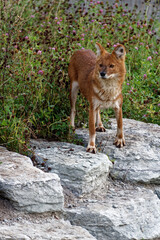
86, 146, 97, 154
114, 137, 125, 148
96, 126, 106, 132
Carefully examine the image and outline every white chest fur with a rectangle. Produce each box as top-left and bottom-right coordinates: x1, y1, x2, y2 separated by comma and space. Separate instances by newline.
93, 79, 121, 110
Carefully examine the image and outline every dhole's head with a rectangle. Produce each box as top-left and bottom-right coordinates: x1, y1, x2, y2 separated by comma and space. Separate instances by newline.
95, 42, 126, 80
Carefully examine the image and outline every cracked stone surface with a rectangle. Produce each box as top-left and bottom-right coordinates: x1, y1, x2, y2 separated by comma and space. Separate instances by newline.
75, 118, 160, 184
31, 140, 112, 196
0, 147, 64, 213
65, 181, 160, 240
0, 219, 96, 240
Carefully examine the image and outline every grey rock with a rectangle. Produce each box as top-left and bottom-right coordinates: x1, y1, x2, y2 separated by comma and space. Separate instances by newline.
0, 147, 64, 213
75, 118, 160, 184
31, 140, 112, 196
155, 186, 160, 199
65, 182, 160, 240
0, 219, 96, 240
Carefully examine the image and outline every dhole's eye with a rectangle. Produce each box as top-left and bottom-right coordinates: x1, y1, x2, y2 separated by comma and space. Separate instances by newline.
109, 64, 114, 68
99, 64, 103, 67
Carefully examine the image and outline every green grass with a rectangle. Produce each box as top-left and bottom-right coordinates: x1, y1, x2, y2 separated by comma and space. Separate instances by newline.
0, 0, 159, 153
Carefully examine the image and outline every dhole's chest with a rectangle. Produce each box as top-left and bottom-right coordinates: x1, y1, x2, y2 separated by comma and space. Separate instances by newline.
92, 78, 122, 109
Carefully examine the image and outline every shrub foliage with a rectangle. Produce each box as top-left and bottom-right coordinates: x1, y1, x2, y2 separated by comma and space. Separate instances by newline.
0, 0, 159, 152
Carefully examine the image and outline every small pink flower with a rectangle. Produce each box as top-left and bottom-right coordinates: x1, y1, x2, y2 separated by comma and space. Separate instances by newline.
25, 36, 29, 40
127, 83, 129, 85
135, 47, 138, 50
100, 9, 103, 13
38, 70, 44, 75
129, 26, 133, 30
143, 74, 147, 79
91, 20, 95, 22
113, 43, 120, 48
31, 15, 35, 18
37, 50, 42, 55
57, 21, 60, 25
147, 56, 152, 61
158, 103, 160, 107
81, 33, 85, 37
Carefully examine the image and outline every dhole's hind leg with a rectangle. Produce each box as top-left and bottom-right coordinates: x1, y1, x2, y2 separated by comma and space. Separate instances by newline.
70, 81, 79, 128
87, 106, 97, 153
96, 109, 106, 132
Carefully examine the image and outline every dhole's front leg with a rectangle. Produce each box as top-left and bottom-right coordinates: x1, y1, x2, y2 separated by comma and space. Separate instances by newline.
114, 106, 125, 148
87, 106, 97, 153
96, 109, 106, 132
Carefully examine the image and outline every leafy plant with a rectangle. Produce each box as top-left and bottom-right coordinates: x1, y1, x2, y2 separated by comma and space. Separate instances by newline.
0, 0, 159, 153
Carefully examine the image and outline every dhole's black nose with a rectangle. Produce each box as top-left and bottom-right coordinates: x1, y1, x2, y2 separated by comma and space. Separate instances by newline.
100, 72, 106, 77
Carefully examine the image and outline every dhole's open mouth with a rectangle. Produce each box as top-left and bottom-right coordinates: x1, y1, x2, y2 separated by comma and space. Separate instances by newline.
99, 73, 117, 79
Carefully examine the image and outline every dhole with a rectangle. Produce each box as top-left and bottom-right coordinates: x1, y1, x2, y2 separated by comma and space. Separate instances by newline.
68, 42, 126, 153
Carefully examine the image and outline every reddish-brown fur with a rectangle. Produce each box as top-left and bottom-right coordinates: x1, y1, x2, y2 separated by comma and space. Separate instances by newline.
68, 43, 126, 153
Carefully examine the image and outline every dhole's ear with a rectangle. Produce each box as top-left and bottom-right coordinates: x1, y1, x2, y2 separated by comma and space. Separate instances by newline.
95, 42, 105, 57
113, 45, 126, 59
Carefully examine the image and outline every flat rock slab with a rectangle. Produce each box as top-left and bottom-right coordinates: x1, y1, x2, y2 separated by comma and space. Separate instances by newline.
31, 140, 112, 196
0, 219, 96, 240
65, 182, 160, 240
0, 147, 64, 213
75, 118, 160, 184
